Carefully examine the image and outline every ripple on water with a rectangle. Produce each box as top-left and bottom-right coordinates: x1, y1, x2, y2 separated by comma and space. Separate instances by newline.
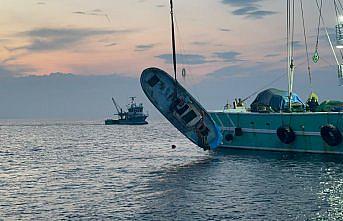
1, 120, 343, 220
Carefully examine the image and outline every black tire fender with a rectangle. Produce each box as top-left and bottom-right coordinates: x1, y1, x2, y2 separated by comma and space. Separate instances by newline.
277, 126, 296, 144
320, 124, 342, 147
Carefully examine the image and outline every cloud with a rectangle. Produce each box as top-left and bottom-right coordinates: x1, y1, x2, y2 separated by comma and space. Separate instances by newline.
221, 0, 262, 7
213, 51, 241, 62
156, 53, 209, 65
219, 28, 231, 32
206, 62, 282, 80
191, 41, 210, 46
221, 0, 276, 19
264, 53, 280, 58
0, 66, 15, 77
92, 9, 103, 13
12, 28, 128, 52
135, 44, 155, 51
73, 11, 86, 15
73, 10, 111, 23
292, 41, 303, 49
0, 72, 157, 119
0, 63, 36, 78
2, 56, 19, 63
104, 42, 117, 47
232, 6, 276, 19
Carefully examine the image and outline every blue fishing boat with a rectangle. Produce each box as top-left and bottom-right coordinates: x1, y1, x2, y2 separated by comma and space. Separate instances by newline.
141, 67, 222, 150
105, 97, 148, 125
141, 0, 342, 153
140, 0, 222, 150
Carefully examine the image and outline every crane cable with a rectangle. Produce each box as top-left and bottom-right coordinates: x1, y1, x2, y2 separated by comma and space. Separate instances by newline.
313, 0, 322, 64
334, 0, 343, 60
300, 0, 313, 87
315, 0, 340, 66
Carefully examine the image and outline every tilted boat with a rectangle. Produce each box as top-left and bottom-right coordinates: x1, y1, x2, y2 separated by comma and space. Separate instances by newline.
141, 0, 342, 153
141, 67, 222, 150
105, 97, 148, 125
140, 0, 222, 150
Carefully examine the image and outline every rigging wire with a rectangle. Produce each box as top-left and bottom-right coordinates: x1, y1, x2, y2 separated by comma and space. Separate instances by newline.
286, 0, 290, 95
290, 0, 295, 95
242, 73, 287, 102
173, 13, 202, 102
315, 0, 323, 55
174, 16, 188, 78
320, 57, 339, 71
291, 0, 295, 60
315, 0, 340, 66
300, 0, 313, 87
334, 0, 343, 60
337, 0, 343, 12
286, 0, 296, 109
334, 0, 340, 20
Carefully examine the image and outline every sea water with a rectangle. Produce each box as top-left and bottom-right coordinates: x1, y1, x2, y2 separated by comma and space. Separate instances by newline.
0, 120, 343, 220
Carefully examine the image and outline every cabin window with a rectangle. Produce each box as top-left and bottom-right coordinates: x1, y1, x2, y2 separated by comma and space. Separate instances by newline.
182, 110, 197, 124
200, 127, 209, 136
148, 75, 160, 87
175, 104, 189, 115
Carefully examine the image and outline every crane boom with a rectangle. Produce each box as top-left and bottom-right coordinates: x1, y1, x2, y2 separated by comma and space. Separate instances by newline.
111, 97, 122, 114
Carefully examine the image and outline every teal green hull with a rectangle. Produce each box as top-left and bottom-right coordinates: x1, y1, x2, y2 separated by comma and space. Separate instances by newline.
210, 111, 343, 154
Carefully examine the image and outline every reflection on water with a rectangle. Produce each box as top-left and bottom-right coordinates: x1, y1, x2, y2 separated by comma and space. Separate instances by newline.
0, 120, 343, 220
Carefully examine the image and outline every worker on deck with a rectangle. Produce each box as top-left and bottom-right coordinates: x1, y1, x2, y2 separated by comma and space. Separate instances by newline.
307, 92, 319, 112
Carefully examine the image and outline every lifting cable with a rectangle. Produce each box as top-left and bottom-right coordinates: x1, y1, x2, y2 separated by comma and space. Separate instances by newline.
313, 0, 323, 64
334, 0, 343, 60
337, 0, 343, 12
300, 0, 313, 86
174, 14, 202, 102
315, 0, 340, 65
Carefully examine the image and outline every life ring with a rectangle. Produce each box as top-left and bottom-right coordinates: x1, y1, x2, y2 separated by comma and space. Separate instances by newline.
277, 126, 296, 144
320, 124, 342, 146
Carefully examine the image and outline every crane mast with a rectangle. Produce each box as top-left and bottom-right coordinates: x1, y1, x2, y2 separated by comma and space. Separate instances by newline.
111, 97, 122, 115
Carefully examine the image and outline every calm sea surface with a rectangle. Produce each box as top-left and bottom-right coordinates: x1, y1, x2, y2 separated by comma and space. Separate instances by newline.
1, 120, 343, 220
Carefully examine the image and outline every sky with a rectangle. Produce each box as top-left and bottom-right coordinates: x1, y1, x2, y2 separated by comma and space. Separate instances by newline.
0, 0, 342, 118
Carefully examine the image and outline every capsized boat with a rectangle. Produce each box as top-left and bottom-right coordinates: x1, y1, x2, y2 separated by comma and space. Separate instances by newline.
141, 67, 222, 150
105, 97, 148, 125
140, 0, 222, 150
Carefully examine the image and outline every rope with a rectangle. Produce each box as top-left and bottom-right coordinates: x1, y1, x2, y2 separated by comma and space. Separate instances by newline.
337, 0, 343, 12
291, 0, 295, 59
315, 0, 323, 53
334, 0, 343, 60
174, 13, 202, 103
334, 0, 340, 20
290, 0, 295, 94
315, 0, 340, 65
300, 0, 312, 87
287, 0, 291, 95
242, 73, 286, 102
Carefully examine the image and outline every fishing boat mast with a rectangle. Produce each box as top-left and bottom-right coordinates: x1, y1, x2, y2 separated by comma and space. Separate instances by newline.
286, 0, 295, 111
169, 0, 178, 97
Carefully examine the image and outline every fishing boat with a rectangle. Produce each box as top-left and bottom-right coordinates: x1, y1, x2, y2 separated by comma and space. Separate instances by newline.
140, 0, 222, 150
141, 0, 343, 153
105, 97, 148, 125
